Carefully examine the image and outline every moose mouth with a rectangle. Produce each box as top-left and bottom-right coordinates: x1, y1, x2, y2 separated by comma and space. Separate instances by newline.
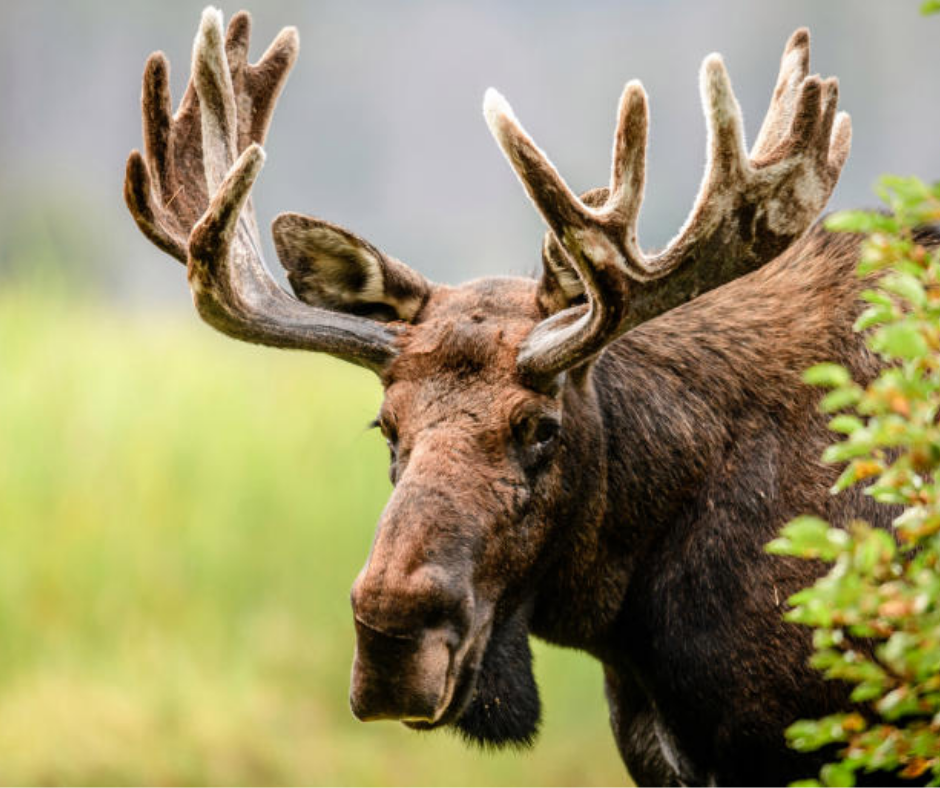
351, 606, 541, 748
401, 649, 484, 731
349, 612, 493, 726
402, 614, 502, 732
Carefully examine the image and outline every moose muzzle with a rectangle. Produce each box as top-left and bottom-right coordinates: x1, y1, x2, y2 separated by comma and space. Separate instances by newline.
349, 561, 491, 725
350, 618, 458, 723
348, 441, 499, 725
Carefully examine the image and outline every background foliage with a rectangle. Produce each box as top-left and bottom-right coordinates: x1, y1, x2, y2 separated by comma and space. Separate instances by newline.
0, 291, 624, 785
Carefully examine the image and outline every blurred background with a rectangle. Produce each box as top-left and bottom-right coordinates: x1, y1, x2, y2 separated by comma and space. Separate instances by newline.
0, 0, 938, 784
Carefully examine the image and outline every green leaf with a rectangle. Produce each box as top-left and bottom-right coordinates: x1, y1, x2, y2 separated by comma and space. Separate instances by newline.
921, 0, 940, 14
855, 528, 896, 572
868, 485, 909, 506
878, 174, 931, 203
823, 441, 874, 463
869, 322, 929, 360
831, 463, 860, 493
854, 304, 895, 332
876, 687, 923, 720
860, 289, 894, 307
825, 210, 898, 234
769, 517, 847, 561
829, 415, 865, 435
821, 762, 856, 787
820, 388, 862, 413
850, 681, 885, 703
880, 272, 926, 308
805, 364, 852, 388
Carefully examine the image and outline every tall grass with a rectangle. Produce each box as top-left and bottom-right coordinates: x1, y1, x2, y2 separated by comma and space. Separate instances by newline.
0, 289, 626, 785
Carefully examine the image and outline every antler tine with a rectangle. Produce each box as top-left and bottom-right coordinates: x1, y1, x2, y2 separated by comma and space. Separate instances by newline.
640, 53, 752, 273
141, 53, 174, 205
126, 7, 401, 372
489, 28, 851, 385
225, 11, 299, 149
751, 28, 810, 161
483, 89, 595, 240
124, 8, 299, 265
124, 53, 189, 263
604, 81, 649, 235
701, 55, 750, 180
125, 147, 185, 262
194, 9, 239, 194
485, 90, 636, 381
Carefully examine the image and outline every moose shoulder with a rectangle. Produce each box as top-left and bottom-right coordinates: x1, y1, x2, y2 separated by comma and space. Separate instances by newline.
124, 8, 929, 785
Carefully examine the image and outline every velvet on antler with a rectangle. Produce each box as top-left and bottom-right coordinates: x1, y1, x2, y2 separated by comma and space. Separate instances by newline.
124, 8, 407, 372
484, 28, 851, 386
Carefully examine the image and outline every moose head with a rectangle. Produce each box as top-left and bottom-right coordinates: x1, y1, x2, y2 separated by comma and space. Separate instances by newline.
125, 7, 850, 751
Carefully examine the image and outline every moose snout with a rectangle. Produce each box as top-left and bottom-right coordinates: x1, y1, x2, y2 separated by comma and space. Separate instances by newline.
349, 619, 456, 722
349, 564, 475, 723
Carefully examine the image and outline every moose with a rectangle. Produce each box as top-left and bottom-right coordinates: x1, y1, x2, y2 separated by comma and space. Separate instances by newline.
124, 8, 927, 785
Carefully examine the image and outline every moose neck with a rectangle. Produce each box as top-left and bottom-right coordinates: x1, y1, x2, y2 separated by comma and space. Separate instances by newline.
527, 325, 733, 659
527, 228, 873, 662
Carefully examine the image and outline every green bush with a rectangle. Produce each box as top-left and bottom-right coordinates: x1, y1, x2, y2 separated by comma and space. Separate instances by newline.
766, 175, 940, 787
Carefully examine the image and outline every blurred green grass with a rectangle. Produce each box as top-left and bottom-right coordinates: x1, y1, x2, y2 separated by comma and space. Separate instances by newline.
0, 289, 627, 786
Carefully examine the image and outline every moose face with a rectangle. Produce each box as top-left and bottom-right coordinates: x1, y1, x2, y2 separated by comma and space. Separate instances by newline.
349, 278, 568, 746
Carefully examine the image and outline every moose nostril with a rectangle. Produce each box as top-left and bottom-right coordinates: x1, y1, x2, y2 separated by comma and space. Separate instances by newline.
414, 565, 474, 625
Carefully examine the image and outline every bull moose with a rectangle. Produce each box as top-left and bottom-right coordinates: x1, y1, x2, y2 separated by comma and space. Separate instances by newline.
124, 7, 926, 785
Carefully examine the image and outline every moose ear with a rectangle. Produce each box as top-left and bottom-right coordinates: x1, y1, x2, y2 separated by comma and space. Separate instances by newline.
272, 213, 431, 322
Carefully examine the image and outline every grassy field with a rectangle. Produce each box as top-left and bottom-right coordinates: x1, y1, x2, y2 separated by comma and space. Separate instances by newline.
0, 289, 627, 785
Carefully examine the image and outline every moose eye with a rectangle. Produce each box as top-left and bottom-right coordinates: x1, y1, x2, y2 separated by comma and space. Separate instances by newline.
383, 425, 398, 455
512, 413, 561, 473
381, 427, 400, 484
513, 412, 561, 449
374, 417, 397, 444
533, 417, 560, 445
371, 416, 399, 465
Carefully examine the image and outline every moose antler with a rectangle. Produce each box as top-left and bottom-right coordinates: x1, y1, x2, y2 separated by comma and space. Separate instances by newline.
485, 29, 851, 385
124, 8, 401, 371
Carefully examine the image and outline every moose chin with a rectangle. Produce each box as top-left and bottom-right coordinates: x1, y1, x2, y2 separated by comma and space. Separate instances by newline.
352, 605, 540, 748
123, 7, 938, 786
